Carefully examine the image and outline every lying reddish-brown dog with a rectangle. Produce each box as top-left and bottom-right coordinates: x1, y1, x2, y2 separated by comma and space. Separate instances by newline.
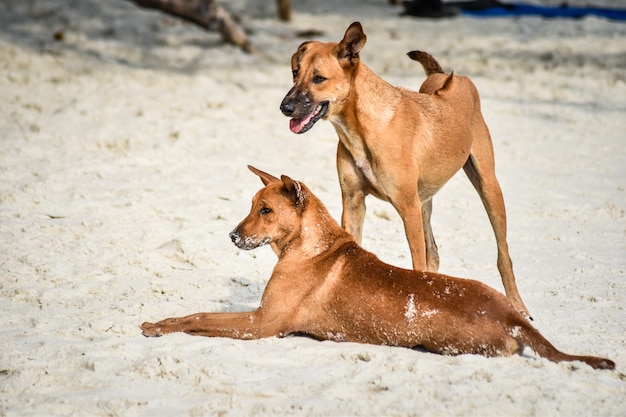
140, 166, 614, 370
280, 22, 530, 317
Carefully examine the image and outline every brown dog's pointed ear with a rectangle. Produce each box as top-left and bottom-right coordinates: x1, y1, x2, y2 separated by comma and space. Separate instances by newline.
248, 165, 280, 186
337, 22, 366, 66
281, 175, 308, 210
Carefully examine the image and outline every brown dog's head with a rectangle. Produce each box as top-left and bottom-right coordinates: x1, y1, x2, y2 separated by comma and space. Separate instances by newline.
229, 166, 309, 256
280, 22, 367, 134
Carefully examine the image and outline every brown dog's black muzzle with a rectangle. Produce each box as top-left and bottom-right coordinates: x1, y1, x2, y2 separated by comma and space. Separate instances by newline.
280, 93, 296, 117
280, 87, 311, 118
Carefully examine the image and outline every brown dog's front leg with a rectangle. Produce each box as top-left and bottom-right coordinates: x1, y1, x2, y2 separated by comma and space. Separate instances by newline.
341, 191, 367, 244
141, 311, 277, 339
337, 144, 368, 244
396, 199, 429, 271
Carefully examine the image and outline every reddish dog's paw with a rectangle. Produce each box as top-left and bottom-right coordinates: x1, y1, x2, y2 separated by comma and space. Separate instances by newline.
140, 322, 163, 337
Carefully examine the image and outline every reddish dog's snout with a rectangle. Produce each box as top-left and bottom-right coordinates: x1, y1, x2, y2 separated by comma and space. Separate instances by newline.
228, 226, 269, 251
229, 229, 242, 246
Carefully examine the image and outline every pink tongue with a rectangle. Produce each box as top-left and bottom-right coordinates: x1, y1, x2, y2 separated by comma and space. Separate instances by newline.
289, 111, 315, 134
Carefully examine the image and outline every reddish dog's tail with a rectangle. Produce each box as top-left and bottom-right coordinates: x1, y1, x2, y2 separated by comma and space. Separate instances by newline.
407, 50, 444, 76
514, 320, 615, 370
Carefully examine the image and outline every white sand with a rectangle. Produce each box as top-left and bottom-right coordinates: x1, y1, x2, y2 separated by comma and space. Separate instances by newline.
1, 0, 625, 415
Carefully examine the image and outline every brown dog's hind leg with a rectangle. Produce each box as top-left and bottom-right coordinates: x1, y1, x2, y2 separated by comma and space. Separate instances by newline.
421, 198, 440, 272
463, 134, 531, 319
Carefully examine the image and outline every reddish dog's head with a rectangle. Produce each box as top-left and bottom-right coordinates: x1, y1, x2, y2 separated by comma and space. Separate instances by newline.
229, 166, 309, 256
279, 22, 367, 134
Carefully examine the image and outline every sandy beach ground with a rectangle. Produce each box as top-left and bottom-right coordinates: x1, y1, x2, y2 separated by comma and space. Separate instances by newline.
1, 0, 625, 415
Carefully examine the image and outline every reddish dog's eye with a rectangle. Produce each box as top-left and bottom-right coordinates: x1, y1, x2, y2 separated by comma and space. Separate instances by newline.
260, 207, 272, 215
312, 75, 327, 84
292, 69, 298, 79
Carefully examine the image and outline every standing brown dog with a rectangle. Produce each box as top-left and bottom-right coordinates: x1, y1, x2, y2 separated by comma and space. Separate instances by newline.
140, 166, 614, 370
280, 22, 530, 317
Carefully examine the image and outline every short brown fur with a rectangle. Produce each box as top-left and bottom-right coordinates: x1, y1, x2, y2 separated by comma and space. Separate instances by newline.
141, 166, 615, 371
280, 22, 529, 317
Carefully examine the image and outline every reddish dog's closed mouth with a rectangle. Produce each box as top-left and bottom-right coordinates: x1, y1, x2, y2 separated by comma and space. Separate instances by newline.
289, 102, 329, 134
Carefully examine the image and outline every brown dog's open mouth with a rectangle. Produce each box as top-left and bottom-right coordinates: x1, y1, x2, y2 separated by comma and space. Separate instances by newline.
289, 102, 329, 134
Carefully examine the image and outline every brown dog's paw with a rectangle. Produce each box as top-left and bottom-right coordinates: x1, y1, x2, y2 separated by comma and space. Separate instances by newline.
140, 322, 163, 337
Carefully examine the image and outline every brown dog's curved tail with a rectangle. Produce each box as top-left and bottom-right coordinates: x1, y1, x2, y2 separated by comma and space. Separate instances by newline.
407, 50, 444, 76
515, 321, 615, 370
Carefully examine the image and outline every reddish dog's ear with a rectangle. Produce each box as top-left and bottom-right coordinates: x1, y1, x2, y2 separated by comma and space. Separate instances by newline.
281, 175, 308, 210
248, 165, 280, 186
337, 22, 366, 66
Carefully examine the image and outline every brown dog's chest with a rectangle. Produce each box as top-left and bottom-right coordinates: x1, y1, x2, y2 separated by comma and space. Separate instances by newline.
333, 122, 386, 193
352, 154, 379, 191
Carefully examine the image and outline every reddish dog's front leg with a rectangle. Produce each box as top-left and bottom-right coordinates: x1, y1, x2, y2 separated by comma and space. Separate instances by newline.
141, 311, 279, 339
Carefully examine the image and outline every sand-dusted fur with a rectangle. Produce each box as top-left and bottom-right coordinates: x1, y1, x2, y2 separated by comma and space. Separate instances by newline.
279, 22, 530, 318
140, 166, 615, 371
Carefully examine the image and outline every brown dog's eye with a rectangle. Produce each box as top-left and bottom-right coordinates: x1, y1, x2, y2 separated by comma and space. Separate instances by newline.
312, 75, 327, 84
260, 207, 272, 215
292, 69, 298, 79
